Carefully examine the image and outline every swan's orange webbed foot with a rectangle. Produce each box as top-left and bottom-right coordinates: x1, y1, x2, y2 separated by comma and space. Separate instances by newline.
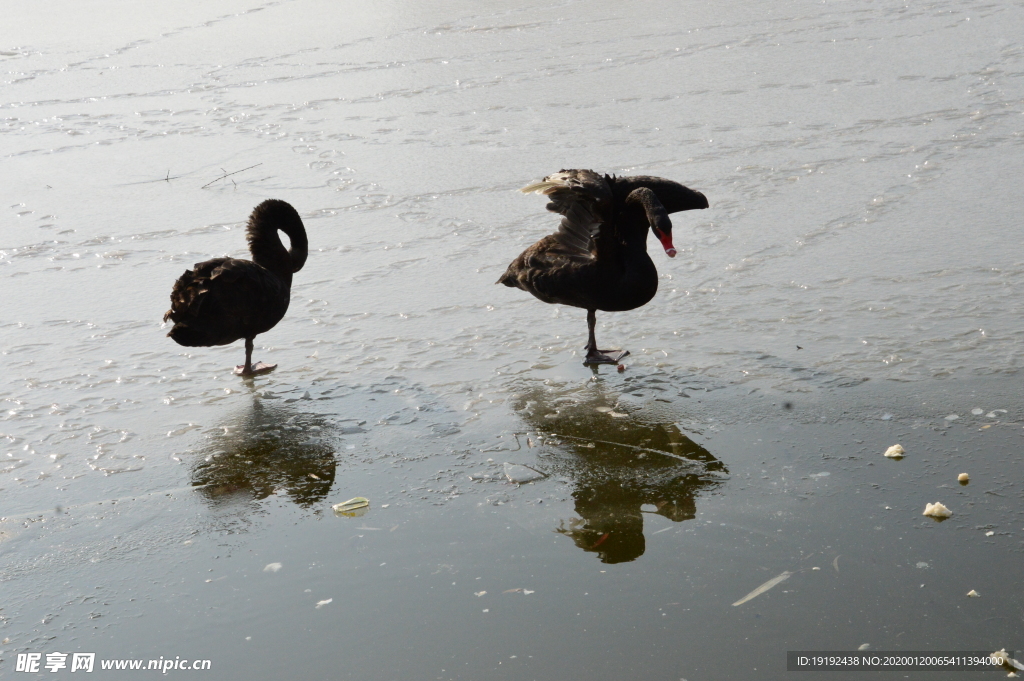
583, 349, 629, 365
235, 361, 278, 376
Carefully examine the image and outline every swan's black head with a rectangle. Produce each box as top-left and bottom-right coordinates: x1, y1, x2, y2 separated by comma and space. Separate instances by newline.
619, 185, 678, 257
652, 220, 676, 258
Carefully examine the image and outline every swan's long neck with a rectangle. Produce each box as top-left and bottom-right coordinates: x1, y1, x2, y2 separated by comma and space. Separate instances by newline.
618, 189, 662, 258
619, 218, 654, 257
613, 210, 659, 308
246, 199, 308, 280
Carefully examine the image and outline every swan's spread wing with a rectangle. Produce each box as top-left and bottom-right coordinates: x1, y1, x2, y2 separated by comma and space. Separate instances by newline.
521, 169, 614, 262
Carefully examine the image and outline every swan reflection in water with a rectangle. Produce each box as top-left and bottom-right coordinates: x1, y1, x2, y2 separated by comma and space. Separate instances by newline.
191, 397, 338, 508
511, 385, 726, 563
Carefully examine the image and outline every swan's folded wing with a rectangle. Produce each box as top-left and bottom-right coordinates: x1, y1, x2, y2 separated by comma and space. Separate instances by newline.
166, 258, 262, 323
207, 258, 248, 284
166, 260, 218, 322
201, 260, 285, 319
521, 169, 614, 262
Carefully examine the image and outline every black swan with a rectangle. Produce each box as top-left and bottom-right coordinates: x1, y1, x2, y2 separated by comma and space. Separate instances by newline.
497, 170, 708, 364
163, 199, 308, 376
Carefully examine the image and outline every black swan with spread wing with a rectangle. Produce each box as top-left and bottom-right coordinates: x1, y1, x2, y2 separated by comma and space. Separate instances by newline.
498, 170, 707, 364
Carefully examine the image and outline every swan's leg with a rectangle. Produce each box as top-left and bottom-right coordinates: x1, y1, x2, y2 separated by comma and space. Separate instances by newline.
583, 309, 629, 364
235, 337, 277, 376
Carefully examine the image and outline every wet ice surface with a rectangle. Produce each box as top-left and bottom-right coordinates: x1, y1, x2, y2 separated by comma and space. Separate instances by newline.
2, 0, 1024, 678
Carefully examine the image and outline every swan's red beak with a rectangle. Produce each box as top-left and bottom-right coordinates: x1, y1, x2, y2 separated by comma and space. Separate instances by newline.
657, 231, 677, 258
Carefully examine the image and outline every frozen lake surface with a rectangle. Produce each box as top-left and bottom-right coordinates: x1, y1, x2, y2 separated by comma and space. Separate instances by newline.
2, 0, 1023, 678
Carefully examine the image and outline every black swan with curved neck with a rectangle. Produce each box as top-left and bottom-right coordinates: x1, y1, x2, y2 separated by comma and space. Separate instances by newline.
164, 199, 308, 376
498, 170, 708, 364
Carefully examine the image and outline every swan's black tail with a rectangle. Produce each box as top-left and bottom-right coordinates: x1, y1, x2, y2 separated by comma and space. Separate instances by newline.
496, 270, 517, 287
166, 321, 216, 347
